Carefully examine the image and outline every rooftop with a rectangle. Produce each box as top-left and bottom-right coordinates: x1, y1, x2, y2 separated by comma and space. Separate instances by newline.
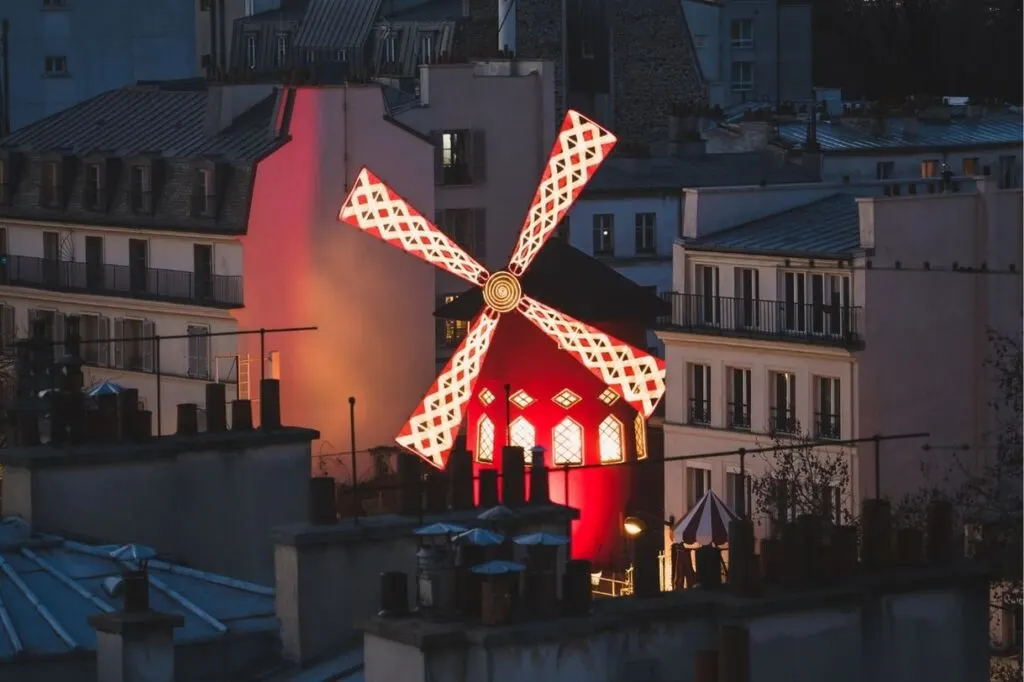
778, 111, 1023, 153
585, 152, 817, 195
0, 517, 275, 662
684, 193, 862, 258
294, 0, 380, 50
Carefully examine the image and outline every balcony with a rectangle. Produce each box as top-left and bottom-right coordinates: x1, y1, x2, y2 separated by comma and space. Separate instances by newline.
726, 402, 751, 430
769, 407, 798, 435
0, 255, 242, 307
814, 412, 841, 440
688, 397, 711, 426
658, 293, 863, 349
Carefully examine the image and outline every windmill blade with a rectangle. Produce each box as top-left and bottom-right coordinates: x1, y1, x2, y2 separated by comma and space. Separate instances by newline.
339, 167, 490, 287
518, 295, 665, 418
396, 307, 502, 469
506, 111, 617, 277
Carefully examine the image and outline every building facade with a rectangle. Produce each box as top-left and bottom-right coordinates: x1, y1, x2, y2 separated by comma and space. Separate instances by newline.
656, 176, 1022, 534
682, 0, 813, 109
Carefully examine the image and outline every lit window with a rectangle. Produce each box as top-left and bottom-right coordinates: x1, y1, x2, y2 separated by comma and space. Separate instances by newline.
477, 415, 495, 463
478, 387, 495, 406
510, 417, 535, 463
552, 418, 584, 466
509, 389, 535, 409
598, 415, 624, 463
598, 387, 619, 406
921, 159, 939, 178
552, 388, 581, 409
634, 413, 648, 460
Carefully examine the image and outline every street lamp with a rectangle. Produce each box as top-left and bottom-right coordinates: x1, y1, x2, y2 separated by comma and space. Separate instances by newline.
622, 511, 675, 537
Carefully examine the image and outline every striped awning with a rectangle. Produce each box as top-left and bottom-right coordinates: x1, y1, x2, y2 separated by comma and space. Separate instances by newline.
673, 489, 740, 546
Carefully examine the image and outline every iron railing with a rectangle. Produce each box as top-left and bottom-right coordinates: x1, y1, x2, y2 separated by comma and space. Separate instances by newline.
659, 293, 863, 348
815, 412, 842, 440
726, 401, 751, 430
0, 254, 243, 307
769, 407, 798, 435
688, 397, 711, 425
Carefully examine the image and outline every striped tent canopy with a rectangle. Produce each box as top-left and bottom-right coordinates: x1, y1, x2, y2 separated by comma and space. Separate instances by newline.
672, 489, 740, 547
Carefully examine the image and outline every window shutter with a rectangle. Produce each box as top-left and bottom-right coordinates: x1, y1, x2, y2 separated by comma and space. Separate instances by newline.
53, 313, 65, 358
471, 130, 486, 184
472, 208, 487, 259
431, 131, 443, 185
113, 318, 125, 369
97, 316, 110, 366
187, 326, 199, 378
142, 320, 156, 372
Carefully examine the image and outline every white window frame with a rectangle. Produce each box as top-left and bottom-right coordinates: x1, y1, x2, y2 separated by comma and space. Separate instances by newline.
686, 464, 711, 509
688, 363, 711, 425
552, 417, 584, 466
731, 61, 753, 92
694, 264, 720, 325
769, 370, 797, 434
597, 415, 624, 464
476, 415, 495, 463
383, 34, 397, 63
187, 324, 211, 380
44, 55, 68, 76
814, 375, 841, 440
592, 214, 614, 256
733, 267, 759, 328
275, 33, 288, 68
730, 19, 753, 48
509, 416, 536, 462
419, 34, 433, 65
246, 34, 257, 69
726, 366, 751, 430
876, 161, 894, 179
634, 212, 656, 254
725, 467, 751, 516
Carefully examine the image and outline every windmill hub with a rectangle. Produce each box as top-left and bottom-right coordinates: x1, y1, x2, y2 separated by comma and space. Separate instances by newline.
482, 271, 522, 313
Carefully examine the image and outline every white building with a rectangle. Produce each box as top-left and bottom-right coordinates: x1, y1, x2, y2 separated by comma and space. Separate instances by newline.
656, 175, 1022, 529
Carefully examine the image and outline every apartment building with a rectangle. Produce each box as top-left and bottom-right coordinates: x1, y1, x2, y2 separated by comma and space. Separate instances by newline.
656, 175, 1021, 530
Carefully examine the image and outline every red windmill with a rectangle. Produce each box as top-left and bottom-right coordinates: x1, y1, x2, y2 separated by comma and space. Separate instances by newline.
337, 111, 667, 477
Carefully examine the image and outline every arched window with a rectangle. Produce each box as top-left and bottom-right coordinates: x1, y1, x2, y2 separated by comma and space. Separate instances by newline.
634, 413, 648, 460
598, 415, 624, 463
510, 417, 536, 464
477, 415, 495, 463
552, 417, 584, 466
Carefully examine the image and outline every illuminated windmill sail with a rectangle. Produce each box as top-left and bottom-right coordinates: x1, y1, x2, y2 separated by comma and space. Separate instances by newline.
338, 111, 667, 469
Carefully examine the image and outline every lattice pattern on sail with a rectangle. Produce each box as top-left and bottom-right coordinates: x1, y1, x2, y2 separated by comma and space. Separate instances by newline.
506, 111, 617, 277
519, 295, 666, 417
396, 309, 500, 468
339, 168, 490, 287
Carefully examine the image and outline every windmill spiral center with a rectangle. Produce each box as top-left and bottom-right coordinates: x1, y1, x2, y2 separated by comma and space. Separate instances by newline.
483, 271, 522, 313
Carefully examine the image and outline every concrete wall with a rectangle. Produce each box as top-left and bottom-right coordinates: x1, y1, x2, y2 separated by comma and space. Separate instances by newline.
819, 146, 1021, 184
0, 429, 315, 584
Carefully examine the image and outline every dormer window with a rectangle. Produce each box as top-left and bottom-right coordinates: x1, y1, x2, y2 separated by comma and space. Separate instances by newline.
245, 34, 257, 70
192, 167, 214, 217
418, 34, 433, 65
275, 33, 288, 68
383, 34, 397, 63
40, 161, 61, 207
84, 163, 103, 210
130, 164, 152, 213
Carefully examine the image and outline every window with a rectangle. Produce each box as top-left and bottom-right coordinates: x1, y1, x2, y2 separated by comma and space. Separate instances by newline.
686, 466, 710, 509
245, 35, 257, 69
114, 319, 155, 372
28, 309, 60, 361
734, 268, 759, 328
477, 416, 495, 463
42, 231, 60, 287
598, 415, 623, 463
509, 390, 535, 409
999, 155, 1017, 189
961, 158, 978, 176
85, 163, 102, 209
688, 363, 711, 425
44, 56, 68, 76
193, 244, 214, 301
509, 417, 536, 460
552, 388, 581, 409
275, 33, 288, 68
40, 161, 60, 207
769, 371, 797, 434
192, 168, 213, 216
781, 271, 806, 332
634, 212, 655, 254
552, 418, 584, 466
726, 471, 750, 516
731, 61, 753, 92
730, 19, 753, 47
130, 165, 151, 213
875, 161, 894, 180
809, 273, 851, 336
333, 49, 347, 62
436, 208, 486, 259
694, 264, 719, 325
634, 413, 648, 460
128, 239, 148, 293
437, 294, 468, 347
920, 159, 939, 178
78, 313, 110, 366
727, 367, 751, 430
85, 235, 103, 290
592, 214, 614, 256
440, 130, 474, 185
814, 376, 841, 439
382, 34, 397, 63
418, 34, 433, 64
187, 325, 211, 379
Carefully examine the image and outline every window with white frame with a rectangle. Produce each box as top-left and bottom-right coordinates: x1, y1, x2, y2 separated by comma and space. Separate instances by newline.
876, 161, 894, 180
781, 271, 806, 332
592, 214, 614, 255
78, 313, 110, 366
634, 212, 655, 254
814, 376, 841, 439
730, 19, 753, 47
418, 34, 433, 64
686, 466, 710, 509
44, 56, 68, 76
731, 61, 753, 92
598, 415, 623, 463
477, 415, 495, 463
808, 272, 851, 337
769, 371, 797, 434
510, 417, 536, 457
734, 267, 759, 328
275, 33, 288, 67
187, 325, 211, 379
334, 49, 347, 62
694, 264, 720, 325
552, 417, 584, 466
688, 363, 711, 425
382, 34, 397, 63
113, 318, 155, 372
245, 34, 257, 69
727, 367, 751, 430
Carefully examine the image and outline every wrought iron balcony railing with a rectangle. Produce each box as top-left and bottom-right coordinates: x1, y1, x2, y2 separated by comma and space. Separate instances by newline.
726, 401, 751, 430
814, 411, 842, 440
688, 397, 711, 425
769, 407, 798, 435
658, 292, 863, 348
0, 254, 243, 307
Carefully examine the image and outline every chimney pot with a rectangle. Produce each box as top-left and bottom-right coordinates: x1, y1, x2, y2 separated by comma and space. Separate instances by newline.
501, 446, 526, 507
379, 571, 410, 617
177, 403, 199, 436
121, 571, 150, 613
205, 383, 227, 433
478, 469, 500, 508
528, 461, 550, 505
448, 446, 475, 510
259, 379, 281, 429
562, 559, 593, 616
96, 393, 119, 443
727, 519, 756, 596
309, 476, 338, 524
396, 452, 423, 516
231, 399, 253, 431
117, 388, 140, 440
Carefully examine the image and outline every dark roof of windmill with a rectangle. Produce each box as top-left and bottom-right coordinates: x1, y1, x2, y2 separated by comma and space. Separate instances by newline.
434, 238, 669, 323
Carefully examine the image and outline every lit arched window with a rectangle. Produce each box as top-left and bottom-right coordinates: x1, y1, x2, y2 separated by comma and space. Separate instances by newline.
598, 415, 624, 463
634, 413, 648, 460
510, 417, 536, 464
477, 415, 495, 463
552, 417, 584, 466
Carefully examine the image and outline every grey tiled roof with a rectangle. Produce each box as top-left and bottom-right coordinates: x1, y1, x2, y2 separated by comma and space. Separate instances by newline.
685, 193, 862, 257
295, 0, 383, 49
585, 152, 818, 194
0, 517, 276, 661
0, 83, 281, 163
778, 112, 1023, 153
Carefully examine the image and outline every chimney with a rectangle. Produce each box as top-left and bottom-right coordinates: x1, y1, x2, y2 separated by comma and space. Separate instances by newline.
718, 625, 751, 682
478, 469, 499, 507
231, 399, 253, 431
96, 393, 119, 443
134, 411, 153, 441
562, 559, 593, 616
259, 379, 281, 429
205, 383, 227, 433
501, 446, 526, 506
89, 571, 184, 682
176, 403, 199, 436
309, 476, 338, 524
396, 452, 423, 516
926, 499, 956, 565
528, 446, 549, 504
497, 0, 516, 53
424, 469, 449, 513
117, 388, 140, 441
448, 446, 474, 510
860, 499, 893, 571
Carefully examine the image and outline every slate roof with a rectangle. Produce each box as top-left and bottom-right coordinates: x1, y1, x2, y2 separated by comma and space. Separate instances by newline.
295, 0, 382, 49
778, 112, 1023, 153
434, 237, 669, 323
585, 152, 818, 194
0, 517, 276, 661
684, 193, 862, 258
0, 83, 281, 163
